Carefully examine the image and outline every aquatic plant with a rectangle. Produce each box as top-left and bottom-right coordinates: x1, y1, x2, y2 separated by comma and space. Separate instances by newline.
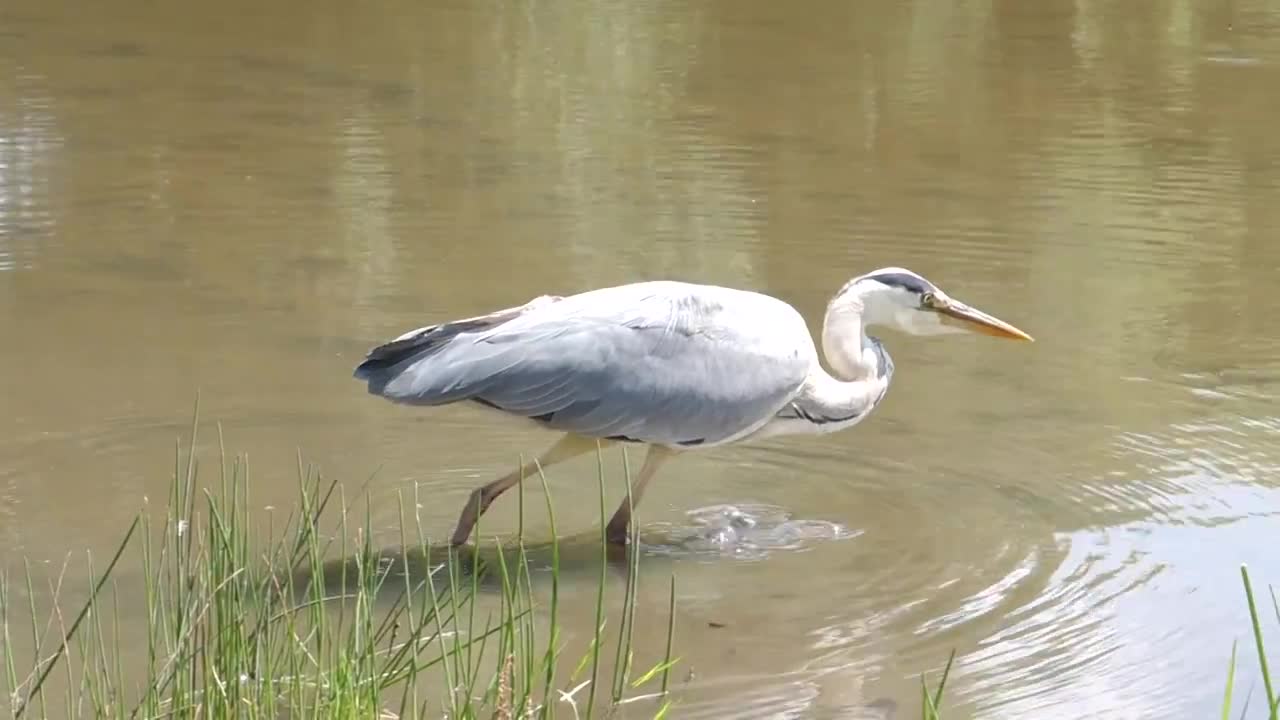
0, 406, 678, 719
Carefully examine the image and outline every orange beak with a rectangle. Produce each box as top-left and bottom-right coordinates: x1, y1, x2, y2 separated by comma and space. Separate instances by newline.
935, 300, 1034, 341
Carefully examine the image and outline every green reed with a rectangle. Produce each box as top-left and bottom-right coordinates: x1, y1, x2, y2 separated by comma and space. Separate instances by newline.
1220, 564, 1279, 720
920, 650, 955, 720
0, 408, 678, 719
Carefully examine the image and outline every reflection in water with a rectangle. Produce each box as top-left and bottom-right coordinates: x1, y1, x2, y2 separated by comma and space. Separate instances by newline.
0, 72, 60, 272
2, 0, 1280, 717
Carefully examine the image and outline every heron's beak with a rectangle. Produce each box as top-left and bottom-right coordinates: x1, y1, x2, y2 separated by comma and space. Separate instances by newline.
935, 299, 1034, 341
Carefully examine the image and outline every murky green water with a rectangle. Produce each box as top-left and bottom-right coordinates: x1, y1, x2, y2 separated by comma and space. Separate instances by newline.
4, 0, 1280, 716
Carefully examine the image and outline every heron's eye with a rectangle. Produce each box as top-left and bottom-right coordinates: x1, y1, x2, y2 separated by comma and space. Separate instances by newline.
921, 292, 936, 307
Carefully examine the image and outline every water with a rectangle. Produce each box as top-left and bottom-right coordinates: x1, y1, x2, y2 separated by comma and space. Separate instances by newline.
3, 0, 1280, 716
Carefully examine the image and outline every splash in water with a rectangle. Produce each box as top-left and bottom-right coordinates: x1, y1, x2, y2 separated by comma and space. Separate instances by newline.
642, 502, 860, 560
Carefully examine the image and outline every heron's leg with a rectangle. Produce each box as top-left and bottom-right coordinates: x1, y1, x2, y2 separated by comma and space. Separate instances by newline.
450, 433, 598, 546
604, 445, 675, 545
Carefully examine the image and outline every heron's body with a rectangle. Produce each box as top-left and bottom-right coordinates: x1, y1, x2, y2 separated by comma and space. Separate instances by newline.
354, 268, 1030, 546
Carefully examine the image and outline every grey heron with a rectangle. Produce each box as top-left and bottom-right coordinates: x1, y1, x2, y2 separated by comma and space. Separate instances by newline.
353, 267, 1033, 546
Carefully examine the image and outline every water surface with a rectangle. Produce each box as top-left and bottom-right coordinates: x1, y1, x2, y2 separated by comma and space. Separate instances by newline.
3, 0, 1280, 716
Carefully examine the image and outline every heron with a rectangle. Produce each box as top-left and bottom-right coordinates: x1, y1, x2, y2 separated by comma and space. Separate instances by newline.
353, 267, 1033, 547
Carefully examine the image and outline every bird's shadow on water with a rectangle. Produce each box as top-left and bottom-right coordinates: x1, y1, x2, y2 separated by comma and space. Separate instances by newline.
297, 502, 858, 600
298, 530, 624, 599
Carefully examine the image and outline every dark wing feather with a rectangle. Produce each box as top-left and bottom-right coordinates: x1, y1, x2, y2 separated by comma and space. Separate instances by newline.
353, 295, 563, 382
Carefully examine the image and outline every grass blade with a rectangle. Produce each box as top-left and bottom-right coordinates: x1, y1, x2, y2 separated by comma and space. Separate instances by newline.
15, 516, 139, 720
1241, 565, 1275, 717
933, 649, 955, 712
586, 442, 608, 719
1223, 639, 1238, 720
661, 574, 676, 696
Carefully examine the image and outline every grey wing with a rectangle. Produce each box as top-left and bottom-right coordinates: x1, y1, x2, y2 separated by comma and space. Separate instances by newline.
357, 285, 812, 447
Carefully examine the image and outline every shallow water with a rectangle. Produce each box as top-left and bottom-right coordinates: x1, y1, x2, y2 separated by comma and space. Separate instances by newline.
4, 0, 1280, 716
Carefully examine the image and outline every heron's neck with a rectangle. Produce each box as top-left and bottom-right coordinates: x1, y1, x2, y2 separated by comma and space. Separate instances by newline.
821, 297, 886, 383
768, 298, 893, 434
749, 296, 893, 440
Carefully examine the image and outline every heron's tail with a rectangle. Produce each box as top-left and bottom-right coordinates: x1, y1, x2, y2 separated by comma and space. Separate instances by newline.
353, 319, 484, 382
353, 294, 564, 391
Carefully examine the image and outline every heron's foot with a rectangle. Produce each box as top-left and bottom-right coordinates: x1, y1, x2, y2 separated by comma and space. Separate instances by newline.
451, 519, 485, 547
449, 487, 492, 547
604, 520, 631, 546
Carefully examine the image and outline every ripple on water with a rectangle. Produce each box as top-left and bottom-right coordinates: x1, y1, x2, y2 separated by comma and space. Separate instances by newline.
943, 393, 1280, 718
654, 670, 898, 720
1113, 412, 1280, 527
666, 442, 1082, 714
913, 546, 1042, 637
665, 675, 821, 720
721, 404, 1260, 720
952, 519, 1235, 719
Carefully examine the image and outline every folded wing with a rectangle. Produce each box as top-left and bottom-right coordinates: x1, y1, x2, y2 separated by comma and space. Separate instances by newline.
354, 282, 812, 447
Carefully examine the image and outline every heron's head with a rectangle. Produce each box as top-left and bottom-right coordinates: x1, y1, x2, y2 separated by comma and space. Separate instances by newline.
836, 267, 1034, 341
